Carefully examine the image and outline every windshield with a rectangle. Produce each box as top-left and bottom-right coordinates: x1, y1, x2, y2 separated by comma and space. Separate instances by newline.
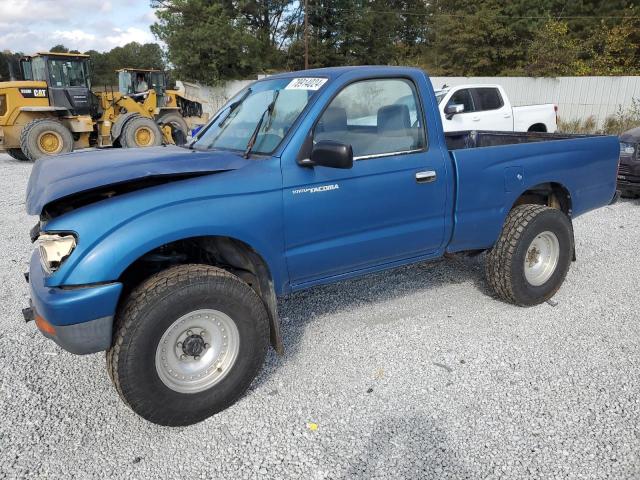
435, 90, 448, 105
48, 59, 90, 88
192, 77, 326, 155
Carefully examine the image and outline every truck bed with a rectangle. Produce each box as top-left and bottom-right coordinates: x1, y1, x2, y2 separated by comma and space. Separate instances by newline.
444, 130, 620, 253
445, 130, 597, 150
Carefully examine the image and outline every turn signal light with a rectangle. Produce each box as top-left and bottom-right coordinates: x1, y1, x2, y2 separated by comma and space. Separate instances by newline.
35, 315, 56, 336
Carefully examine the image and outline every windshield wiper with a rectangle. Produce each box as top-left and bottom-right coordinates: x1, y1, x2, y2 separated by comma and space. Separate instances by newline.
186, 88, 252, 150
243, 89, 280, 159
217, 88, 252, 128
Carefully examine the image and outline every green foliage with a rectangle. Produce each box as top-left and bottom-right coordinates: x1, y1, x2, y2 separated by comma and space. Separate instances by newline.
150, 0, 640, 80
525, 19, 586, 77
87, 42, 165, 87
558, 100, 640, 135
557, 116, 598, 134
0, 51, 23, 81
602, 99, 640, 134
49, 44, 69, 53
152, 0, 289, 84
5, 1, 640, 85
1, 42, 165, 87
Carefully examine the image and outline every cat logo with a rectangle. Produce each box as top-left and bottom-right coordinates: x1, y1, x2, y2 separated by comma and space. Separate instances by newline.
19, 88, 48, 99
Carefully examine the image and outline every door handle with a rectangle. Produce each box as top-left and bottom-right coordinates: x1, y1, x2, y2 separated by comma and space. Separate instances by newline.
472, 116, 480, 121
503, 114, 512, 118
416, 170, 437, 183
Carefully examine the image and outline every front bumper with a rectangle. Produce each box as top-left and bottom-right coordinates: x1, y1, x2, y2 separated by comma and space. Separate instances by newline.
25, 250, 122, 354
617, 162, 640, 192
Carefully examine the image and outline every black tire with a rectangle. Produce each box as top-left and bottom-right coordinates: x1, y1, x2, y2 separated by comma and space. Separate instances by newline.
106, 264, 269, 426
119, 116, 163, 148
7, 148, 29, 161
19, 118, 74, 161
158, 112, 189, 146
485, 204, 573, 306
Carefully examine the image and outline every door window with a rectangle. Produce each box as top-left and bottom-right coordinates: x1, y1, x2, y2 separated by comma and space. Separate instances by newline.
447, 89, 474, 113
472, 88, 504, 111
314, 78, 426, 159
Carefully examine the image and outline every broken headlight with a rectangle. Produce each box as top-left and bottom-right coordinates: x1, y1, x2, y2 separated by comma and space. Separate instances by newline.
37, 233, 77, 274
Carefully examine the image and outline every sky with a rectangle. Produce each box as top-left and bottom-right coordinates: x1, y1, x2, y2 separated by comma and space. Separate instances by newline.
0, 0, 158, 54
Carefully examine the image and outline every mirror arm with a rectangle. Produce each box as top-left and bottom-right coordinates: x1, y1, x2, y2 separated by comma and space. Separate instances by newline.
296, 129, 314, 166
298, 158, 315, 167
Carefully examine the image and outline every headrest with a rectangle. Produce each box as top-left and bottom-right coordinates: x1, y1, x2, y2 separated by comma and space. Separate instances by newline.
377, 104, 410, 133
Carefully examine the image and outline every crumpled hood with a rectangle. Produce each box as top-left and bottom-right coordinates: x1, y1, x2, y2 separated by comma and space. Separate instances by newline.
26, 146, 251, 215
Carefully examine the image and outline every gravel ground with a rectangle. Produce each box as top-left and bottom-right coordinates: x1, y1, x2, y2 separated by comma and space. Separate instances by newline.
0, 152, 639, 479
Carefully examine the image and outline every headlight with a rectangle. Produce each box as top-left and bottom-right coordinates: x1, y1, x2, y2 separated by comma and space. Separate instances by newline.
620, 142, 636, 157
37, 233, 77, 274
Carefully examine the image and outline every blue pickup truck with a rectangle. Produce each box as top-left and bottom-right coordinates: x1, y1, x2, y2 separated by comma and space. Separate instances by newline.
23, 66, 619, 426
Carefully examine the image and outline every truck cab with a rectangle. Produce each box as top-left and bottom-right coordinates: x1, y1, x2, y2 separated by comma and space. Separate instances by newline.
117, 68, 169, 107
20, 52, 95, 116
435, 84, 557, 133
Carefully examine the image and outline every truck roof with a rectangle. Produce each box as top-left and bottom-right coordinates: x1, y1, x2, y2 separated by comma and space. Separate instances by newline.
435, 84, 503, 94
266, 65, 426, 81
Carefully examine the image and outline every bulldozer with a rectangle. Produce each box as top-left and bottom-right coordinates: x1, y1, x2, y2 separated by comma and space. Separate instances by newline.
0, 52, 208, 161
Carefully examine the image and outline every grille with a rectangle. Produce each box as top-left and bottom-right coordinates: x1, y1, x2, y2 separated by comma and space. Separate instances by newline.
618, 164, 632, 176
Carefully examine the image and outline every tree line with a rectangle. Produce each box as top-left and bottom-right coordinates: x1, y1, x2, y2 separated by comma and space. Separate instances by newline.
151, 0, 640, 85
0, 42, 165, 86
1, 1, 638, 87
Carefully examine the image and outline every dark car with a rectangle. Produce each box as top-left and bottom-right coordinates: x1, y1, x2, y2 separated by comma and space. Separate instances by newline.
618, 127, 640, 198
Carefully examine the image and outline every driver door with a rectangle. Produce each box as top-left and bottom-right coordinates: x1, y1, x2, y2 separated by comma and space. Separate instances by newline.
282, 77, 448, 287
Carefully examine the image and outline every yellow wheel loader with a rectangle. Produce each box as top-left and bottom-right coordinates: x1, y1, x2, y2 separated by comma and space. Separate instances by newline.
0, 53, 208, 161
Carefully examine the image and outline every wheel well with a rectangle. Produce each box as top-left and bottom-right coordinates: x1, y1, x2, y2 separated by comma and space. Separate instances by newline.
512, 182, 572, 217
118, 236, 283, 354
528, 123, 547, 132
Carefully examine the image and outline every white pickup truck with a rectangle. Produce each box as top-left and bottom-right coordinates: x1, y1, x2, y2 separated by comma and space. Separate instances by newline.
434, 84, 558, 133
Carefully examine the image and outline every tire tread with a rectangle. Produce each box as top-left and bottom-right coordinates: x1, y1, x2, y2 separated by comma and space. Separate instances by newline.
106, 264, 269, 425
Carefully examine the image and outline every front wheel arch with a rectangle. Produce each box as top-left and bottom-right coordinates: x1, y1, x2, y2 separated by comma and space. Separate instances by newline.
117, 235, 283, 354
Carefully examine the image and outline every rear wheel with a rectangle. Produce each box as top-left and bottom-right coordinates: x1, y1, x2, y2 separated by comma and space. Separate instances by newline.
158, 112, 189, 146
485, 204, 573, 306
7, 148, 29, 161
20, 118, 74, 161
120, 116, 163, 148
106, 265, 269, 426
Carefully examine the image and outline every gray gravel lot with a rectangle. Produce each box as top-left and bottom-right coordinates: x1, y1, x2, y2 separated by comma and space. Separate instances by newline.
0, 152, 639, 479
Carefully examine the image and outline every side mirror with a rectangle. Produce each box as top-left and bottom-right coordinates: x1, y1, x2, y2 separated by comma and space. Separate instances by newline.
445, 103, 464, 120
307, 140, 353, 169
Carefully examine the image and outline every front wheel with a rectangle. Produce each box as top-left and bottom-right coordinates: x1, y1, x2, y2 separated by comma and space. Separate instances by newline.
19, 118, 74, 161
157, 112, 189, 146
485, 204, 573, 306
119, 116, 163, 148
107, 265, 269, 426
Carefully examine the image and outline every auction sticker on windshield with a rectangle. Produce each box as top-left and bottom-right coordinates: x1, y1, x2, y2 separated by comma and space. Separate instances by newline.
285, 78, 328, 90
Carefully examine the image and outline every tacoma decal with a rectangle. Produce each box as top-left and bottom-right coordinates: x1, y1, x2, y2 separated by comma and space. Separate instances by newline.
292, 184, 339, 195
